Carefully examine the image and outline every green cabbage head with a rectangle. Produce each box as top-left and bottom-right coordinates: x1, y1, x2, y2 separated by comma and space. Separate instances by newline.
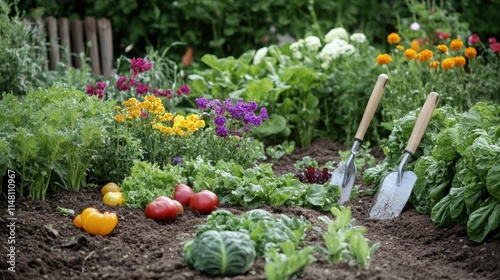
183, 230, 256, 276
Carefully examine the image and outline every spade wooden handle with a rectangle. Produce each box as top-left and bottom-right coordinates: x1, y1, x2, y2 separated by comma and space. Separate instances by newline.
405, 92, 440, 154
355, 74, 389, 141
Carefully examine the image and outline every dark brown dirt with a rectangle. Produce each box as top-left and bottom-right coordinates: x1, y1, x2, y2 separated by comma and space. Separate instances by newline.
1, 138, 499, 280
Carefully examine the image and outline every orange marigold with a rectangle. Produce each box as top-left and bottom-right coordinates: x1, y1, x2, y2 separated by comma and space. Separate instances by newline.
465, 47, 477, 59
430, 61, 440, 69
450, 38, 464, 51
404, 49, 417, 60
411, 40, 420, 52
454, 56, 466, 67
418, 49, 433, 62
377, 54, 392, 65
396, 45, 404, 51
442, 58, 455, 70
437, 44, 448, 53
387, 32, 401, 44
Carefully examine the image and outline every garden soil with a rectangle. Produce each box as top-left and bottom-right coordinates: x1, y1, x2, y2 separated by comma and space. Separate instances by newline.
1, 138, 499, 280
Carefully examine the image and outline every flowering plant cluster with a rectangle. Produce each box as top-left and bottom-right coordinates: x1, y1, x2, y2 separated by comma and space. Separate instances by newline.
195, 98, 268, 137
375, 21, 500, 124
85, 57, 191, 108
283, 27, 368, 70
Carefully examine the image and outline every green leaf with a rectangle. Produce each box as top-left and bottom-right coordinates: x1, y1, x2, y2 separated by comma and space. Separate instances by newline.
431, 194, 454, 227
486, 159, 500, 200
201, 54, 224, 72
252, 114, 287, 138
467, 197, 500, 243
244, 77, 273, 102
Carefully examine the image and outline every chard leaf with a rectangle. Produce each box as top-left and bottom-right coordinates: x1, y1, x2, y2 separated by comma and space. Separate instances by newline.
448, 187, 468, 224
486, 159, 500, 200
431, 194, 454, 227
467, 197, 500, 243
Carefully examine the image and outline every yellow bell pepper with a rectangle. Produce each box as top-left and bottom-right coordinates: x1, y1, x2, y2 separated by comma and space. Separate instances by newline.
80, 208, 118, 236
103, 191, 125, 206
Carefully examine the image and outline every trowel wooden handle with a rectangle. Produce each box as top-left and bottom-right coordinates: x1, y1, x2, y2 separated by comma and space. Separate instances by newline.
355, 74, 388, 141
405, 92, 439, 154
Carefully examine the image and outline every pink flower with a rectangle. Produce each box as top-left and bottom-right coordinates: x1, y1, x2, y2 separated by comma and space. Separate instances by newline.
141, 111, 147, 118
436, 31, 450, 40
135, 82, 149, 95
130, 58, 152, 75
417, 38, 425, 44
468, 34, 480, 45
86, 84, 94, 95
410, 22, 420, 31
490, 42, 500, 53
116, 76, 130, 91
489, 37, 497, 44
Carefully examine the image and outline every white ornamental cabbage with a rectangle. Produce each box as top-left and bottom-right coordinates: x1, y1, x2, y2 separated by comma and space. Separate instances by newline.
317, 38, 356, 69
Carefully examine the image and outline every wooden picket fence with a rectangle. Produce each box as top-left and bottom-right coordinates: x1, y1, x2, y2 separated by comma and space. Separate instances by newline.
34, 16, 114, 79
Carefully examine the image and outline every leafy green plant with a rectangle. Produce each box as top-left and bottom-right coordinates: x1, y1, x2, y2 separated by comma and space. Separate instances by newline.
364, 102, 500, 243
120, 161, 184, 208
264, 242, 316, 280
0, 85, 113, 200
265, 140, 295, 160
316, 206, 379, 269
0, 1, 46, 95
177, 157, 340, 210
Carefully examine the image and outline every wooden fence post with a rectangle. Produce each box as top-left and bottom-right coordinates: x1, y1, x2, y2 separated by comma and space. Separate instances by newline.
45, 16, 60, 70
97, 18, 113, 80
58, 17, 72, 69
84, 16, 101, 76
70, 19, 85, 68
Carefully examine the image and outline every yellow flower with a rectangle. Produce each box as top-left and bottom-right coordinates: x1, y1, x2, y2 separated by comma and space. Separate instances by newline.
114, 114, 125, 122
454, 56, 466, 67
442, 58, 455, 70
114, 106, 122, 112
130, 108, 141, 118
465, 47, 477, 59
430, 61, 440, 69
411, 40, 420, 52
437, 44, 448, 53
387, 32, 401, 44
396, 45, 404, 51
450, 38, 463, 51
418, 49, 433, 62
404, 49, 417, 60
196, 120, 206, 128
159, 113, 174, 122
123, 98, 138, 107
376, 54, 392, 65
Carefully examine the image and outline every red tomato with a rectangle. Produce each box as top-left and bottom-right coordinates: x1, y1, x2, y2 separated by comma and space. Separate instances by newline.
174, 184, 195, 206
145, 196, 178, 222
190, 190, 219, 214
172, 199, 184, 214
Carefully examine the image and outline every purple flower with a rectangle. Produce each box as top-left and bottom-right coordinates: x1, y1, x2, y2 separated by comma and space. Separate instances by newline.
196, 98, 208, 109
214, 105, 225, 115
172, 157, 183, 166
259, 107, 268, 120
247, 101, 258, 111
214, 116, 226, 126
216, 125, 228, 137
207, 99, 221, 109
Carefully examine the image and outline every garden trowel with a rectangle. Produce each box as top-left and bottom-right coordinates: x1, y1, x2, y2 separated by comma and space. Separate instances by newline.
329, 74, 388, 205
368, 92, 439, 220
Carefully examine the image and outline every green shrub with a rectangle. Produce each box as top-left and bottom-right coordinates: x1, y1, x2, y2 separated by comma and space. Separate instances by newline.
0, 1, 46, 95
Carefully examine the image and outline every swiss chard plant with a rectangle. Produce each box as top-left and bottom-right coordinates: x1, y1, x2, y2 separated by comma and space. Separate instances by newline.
364, 102, 500, 242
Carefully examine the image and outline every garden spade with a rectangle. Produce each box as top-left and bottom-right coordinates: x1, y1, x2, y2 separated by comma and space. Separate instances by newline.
329, 74, 388, 205
368, 92, 439, 220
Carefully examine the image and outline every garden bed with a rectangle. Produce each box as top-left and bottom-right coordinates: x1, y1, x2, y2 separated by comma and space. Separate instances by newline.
2, 138, 499, 280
